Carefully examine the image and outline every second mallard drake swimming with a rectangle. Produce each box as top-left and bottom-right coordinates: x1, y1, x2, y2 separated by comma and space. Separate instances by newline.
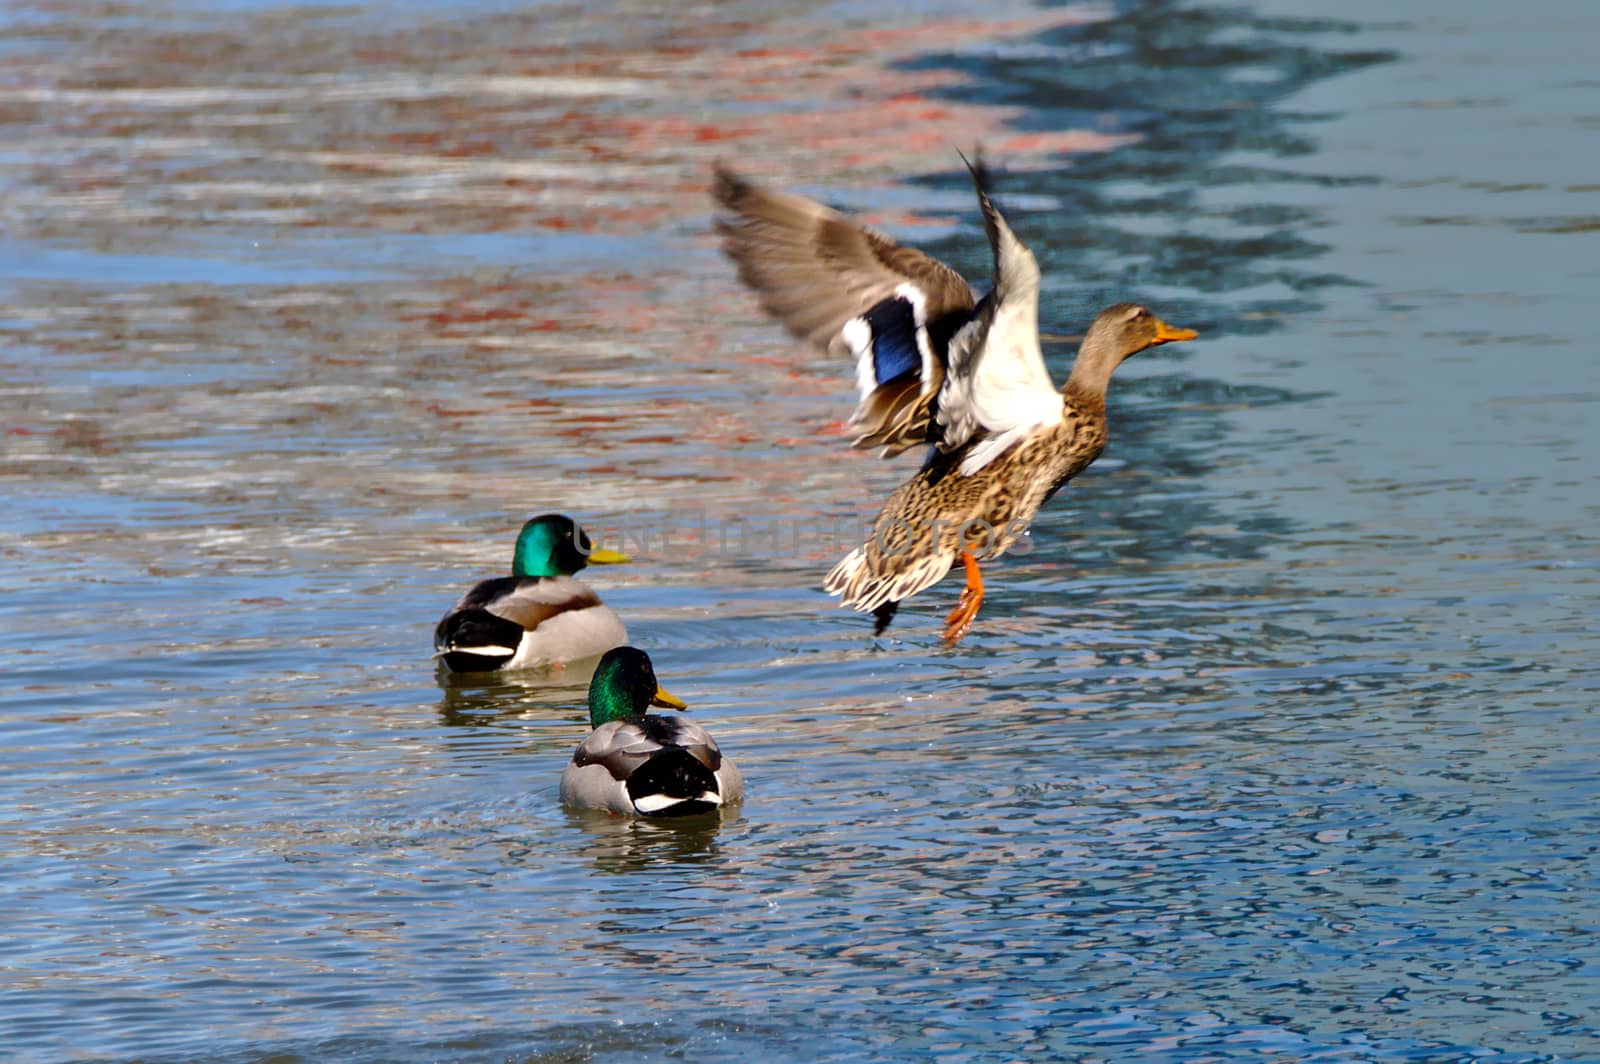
560, 646, 743, 817
713, 158, 1197, 644
433, 514, 629, 673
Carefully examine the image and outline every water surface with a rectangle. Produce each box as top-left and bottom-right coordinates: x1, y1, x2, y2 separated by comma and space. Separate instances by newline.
2, 0, 1597, 1060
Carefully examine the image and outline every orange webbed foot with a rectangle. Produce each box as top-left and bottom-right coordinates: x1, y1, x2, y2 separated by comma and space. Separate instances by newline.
942, 550, 985, 646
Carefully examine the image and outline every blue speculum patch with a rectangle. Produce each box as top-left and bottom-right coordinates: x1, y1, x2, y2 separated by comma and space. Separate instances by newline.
863, 296, 922, 385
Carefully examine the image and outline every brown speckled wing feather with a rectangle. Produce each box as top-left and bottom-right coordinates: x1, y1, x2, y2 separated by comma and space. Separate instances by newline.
825, 405, 1108, 613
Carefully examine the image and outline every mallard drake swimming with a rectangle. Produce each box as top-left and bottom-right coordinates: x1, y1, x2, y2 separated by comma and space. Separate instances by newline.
560, 646, 744, 817
433, 513, 629, 673
713, 158, 1197, 644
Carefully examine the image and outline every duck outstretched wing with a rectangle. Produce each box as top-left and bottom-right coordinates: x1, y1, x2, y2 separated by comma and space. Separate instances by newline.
934, 158, 1062, 476
714, 164, 977, 456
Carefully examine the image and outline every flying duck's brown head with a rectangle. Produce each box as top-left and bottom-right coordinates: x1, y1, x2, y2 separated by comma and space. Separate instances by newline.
1067, 303, 1198, 395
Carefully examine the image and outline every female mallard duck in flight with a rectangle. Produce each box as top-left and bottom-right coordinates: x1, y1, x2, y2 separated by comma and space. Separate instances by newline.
560, 646, 744, 817
433, 513, 629, 673
713, 158, 1198, 644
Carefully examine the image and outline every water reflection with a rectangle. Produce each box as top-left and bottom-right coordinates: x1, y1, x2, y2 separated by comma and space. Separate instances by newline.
916, 1, 1395, 329
561, 808, 738, 875
433, 659, 598, 725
